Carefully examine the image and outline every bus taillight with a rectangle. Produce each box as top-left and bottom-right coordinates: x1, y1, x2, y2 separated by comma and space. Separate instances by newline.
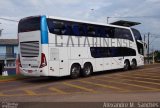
18, 54, 22, 67
40, 53, 47, 68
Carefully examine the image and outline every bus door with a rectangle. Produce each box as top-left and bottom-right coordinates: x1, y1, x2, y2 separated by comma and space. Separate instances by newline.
48, 47, 60, 76
111, 48, 124, 69
59, 47, 69, 76
103, 48, 112, 70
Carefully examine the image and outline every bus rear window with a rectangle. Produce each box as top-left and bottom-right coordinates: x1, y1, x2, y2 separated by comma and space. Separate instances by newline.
18, 17, 41, 33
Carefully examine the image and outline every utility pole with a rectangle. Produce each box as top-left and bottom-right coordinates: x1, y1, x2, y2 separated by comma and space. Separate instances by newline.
152, 47, 155, 64
107, 17, 110, 24
147, 32, 150, 64
0, 29, 3, 37
0, 23, 2, 37
144, 34, 146, 64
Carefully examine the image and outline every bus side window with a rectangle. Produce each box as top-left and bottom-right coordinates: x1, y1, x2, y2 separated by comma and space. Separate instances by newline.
87, 25, 96, 37
99, 28, 106, 37
107, 27, 115, 38
79, 24, 85, 36
83, 25, 87, 36
105, 27, 111, 38
53, 21, 64, 35
137, 42, 144, 55
123, 47, 136, 56
72, 24, 80, 36
47, 19, 55, 33
114, 28, 123, 39
90, 47, 111, 58
95, 26, 101, 37
63, 23, 72, 35
122, 29, 133, 41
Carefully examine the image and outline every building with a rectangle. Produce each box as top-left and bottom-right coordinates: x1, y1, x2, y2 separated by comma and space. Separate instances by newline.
0, 39, 18, 74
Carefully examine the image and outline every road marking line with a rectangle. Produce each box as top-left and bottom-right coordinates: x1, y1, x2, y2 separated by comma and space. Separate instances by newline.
131, 73, 160, 78
135, 72, 160, 76
124, 89, 160, 92
48, 87, 67, 94
0, 93, 8, 96
131, 72, 158, 75
23, 90, 37, 96
79, 80, 129, 92
116, 74, 160, 81
99, 77, 160, 91
115, 74, 160, 86
136, 70, 159, 73
139, 67, 160, 71
63, 82, 96, 93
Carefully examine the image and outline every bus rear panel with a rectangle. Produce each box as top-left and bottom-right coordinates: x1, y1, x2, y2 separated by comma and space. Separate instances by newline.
18, 16, 48, 76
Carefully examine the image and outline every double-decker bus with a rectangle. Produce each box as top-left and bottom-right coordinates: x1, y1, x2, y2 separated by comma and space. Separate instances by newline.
18, 15, 144, 78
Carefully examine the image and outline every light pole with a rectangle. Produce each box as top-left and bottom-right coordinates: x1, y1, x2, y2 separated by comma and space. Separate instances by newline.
147, 32, 150, 64
0, 29, 3, 37
107, 17, 110, 24
0, 23, 3, 37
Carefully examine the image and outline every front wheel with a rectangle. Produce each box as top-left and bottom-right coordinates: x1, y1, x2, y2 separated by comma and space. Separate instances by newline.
70, 64, 81, 79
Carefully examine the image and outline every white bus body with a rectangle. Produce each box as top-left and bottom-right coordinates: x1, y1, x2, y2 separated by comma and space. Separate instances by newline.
18, 15, 144, 78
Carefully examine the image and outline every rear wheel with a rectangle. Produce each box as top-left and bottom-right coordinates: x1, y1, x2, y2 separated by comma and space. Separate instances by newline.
82, 63, 93, 77
123, 60, 130, 71
70, 64, 81, 79
131, 59, 137, 69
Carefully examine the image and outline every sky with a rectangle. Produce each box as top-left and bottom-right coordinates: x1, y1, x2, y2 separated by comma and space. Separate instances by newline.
0, 0, 160, 50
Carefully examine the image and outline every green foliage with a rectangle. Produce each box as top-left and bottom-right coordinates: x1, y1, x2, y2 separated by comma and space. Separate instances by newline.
155, 50, 160, 62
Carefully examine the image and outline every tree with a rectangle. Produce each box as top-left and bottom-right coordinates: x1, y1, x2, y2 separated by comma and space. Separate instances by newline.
155, 50, 160, 62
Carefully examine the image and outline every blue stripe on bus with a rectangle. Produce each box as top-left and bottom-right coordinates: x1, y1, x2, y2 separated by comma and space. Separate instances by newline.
41, 15, 48, 44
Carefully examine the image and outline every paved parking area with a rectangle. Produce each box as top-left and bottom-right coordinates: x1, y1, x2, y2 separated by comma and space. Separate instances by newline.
0, 64, 160, 102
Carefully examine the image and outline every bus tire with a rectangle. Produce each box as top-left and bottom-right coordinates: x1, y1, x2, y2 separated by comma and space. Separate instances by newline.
70, 64, 81, 79
131, 59, 137, 69
82, 63, 93, 77
123, 60, 130, 71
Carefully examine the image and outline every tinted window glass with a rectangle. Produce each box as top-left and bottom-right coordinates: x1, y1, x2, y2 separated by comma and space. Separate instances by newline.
95, 26, 101, 37
47, 18, 135, 41
47, 18, 87, 36
63, 23, 72, 35
132, 28, 142, 40
47, 19, 65, 35
114, 28, 133, 41
87, 25, 96, 36
18, 17, 41, 33
137, 41, 144, 55
110, 47, 123, 57
123, 47, 136, 56
114, 28, 123, 38
72, 24, 80, 36
123, 29, 133, 41
106, 27, 114, 38
90, 47, 136, 58
90, 47, 111, 58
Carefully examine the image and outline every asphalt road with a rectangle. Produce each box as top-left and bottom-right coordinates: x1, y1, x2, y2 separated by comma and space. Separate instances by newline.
0, 64, 160, 102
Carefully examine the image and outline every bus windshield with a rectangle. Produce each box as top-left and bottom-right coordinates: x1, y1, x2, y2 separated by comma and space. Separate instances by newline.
18, 16, 41, 33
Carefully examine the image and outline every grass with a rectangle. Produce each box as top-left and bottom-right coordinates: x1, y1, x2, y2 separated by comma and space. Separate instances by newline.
0, 75, 26, 81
